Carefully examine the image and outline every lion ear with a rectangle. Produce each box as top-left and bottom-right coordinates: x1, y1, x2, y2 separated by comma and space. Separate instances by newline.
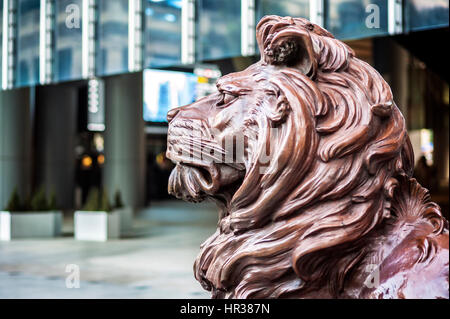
258, 20, 317, 76
268, 96, 291, 124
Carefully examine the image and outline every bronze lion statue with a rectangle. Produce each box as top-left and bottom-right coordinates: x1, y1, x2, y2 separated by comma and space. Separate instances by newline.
166, 16, 449, 299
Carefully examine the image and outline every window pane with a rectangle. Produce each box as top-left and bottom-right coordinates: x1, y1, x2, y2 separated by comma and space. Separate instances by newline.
405, 0, 449, 32
197, 0, 241, 61
55, 0, 83, 82
0, 0, 3, 89
16, 0, 40, 87
144, 0, 182, 68
325, 0, 388, 40
256, 0, 309, 24
96, 0, 128, 76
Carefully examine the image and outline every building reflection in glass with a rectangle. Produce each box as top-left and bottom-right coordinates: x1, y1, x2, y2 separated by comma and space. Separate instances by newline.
55, 0, 83, 82
143, 69, 197, 123
196, 0, 241, 61
325, 0, 388, 40
256, 0, 309, 24
16, 0, 40, 87
405, 0, 449, 32
144, 0, 182, 68
97, 0, 129, 76
0, 0, 3, 88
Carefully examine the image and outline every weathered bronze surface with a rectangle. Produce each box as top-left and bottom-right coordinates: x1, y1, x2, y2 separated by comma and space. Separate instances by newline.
166, 16, 449, 299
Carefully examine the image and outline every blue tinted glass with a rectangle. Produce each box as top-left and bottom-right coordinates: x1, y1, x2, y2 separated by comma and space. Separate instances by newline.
256, 0, 309, 23
197, 0, 241, 61
55, 0, 83, 82
405, 0, 449, 31
16, 0, 40, 87
144, 0, 182, 68
0, 0, 3, 89
325, 0, 388, 40
97, 0, 128, 76
143, 69, 198, 122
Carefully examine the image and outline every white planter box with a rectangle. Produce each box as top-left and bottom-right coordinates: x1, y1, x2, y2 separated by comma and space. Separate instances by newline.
74, 211, 120, 241
54, 211, 63, 237
114, 207, 133, 234
0, 211, 63, 241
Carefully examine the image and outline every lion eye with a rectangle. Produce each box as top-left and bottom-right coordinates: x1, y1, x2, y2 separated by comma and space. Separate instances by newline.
217, 92, 237, 107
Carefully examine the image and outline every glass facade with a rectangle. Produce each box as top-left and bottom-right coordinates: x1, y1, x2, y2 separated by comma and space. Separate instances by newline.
54, 0, 83, 82
0, 0, 448, 90
15, 0, 40, 87
256, 0, 309, 24
0, 0, 3, 89
96, 0, 129, 76
404, 0, 449, 32
325, 0, 388, 40
196, 0, 241, 61
144, 0, 182, 68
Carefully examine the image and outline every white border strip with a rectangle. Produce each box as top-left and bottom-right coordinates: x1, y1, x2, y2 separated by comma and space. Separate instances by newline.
128, 0, 142, 72
2, 0, 10, 90
81, 0, 89, 78
39, 0, 47, 84
241, 0, 255, 56
128, 0, 136, 71
181, 0, 195, 65
2, 0, 10, 89
388, 0, 403, 35
82, 0, 94, 78
310, 0, 324, 27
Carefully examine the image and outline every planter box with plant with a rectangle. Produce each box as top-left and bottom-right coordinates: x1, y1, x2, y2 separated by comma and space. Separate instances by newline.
74, 188, 120, 241
0, 187, 63, 241
113, 190, 133, 234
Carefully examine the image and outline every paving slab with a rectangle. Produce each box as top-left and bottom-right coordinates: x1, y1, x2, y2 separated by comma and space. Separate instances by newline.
0, 200, 219, 299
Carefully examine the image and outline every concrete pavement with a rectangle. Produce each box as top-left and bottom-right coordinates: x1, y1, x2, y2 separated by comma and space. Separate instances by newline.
0, 200, 218, 299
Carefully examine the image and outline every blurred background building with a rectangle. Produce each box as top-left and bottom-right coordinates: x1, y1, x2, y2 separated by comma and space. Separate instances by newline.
0, 0, 448, 214
0, 0, 448, 298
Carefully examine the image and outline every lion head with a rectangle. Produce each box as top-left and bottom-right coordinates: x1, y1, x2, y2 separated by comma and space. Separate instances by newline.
166, 16, 417, 298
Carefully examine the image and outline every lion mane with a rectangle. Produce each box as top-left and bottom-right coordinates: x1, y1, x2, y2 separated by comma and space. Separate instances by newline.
192, 16, 447, 298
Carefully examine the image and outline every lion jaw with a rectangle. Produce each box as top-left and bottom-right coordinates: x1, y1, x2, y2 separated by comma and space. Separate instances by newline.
166, 118, 246, 203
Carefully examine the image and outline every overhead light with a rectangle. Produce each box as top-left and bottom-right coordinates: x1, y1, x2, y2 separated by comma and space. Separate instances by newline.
81, 155, 93, 169
97, 154, 105, 165
164, 13, 176, 22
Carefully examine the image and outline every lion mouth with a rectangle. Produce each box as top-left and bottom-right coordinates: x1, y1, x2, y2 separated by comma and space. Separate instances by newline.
166, 118, 246, 204
168, 164, 219, 202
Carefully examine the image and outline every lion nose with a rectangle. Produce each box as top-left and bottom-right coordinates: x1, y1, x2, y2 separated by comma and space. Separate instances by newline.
167, 107, 181, 123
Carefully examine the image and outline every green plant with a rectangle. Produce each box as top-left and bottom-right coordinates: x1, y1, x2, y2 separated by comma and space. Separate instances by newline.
30, 186, 49, 211
22, 192, 33, 211
100, 188, 111, 212
4, 186, 58, 212
114, 190, 124, 209
83, 187, 100, 211
48, 191, 57, 210
82, 187, 111, 212
4, 187, 22, 212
